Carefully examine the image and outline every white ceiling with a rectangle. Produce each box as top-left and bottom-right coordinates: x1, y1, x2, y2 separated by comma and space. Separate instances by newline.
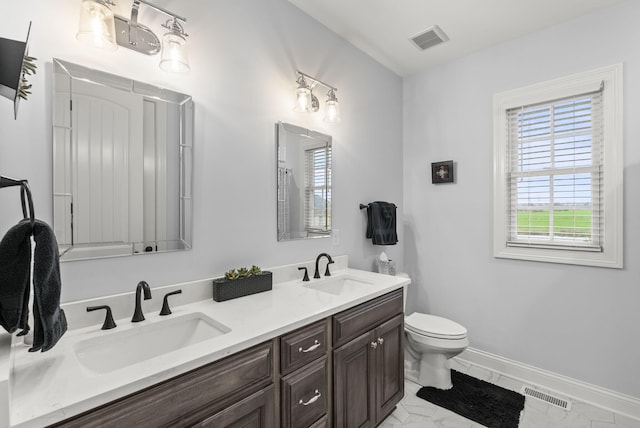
288, 0, 626, 76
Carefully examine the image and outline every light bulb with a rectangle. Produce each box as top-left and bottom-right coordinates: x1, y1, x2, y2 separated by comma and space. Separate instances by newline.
160, 31, 190, 73
324, 90, 340, 123
324, 100, 340, 123
295, 87, 312, 112
76, 0, 117, 51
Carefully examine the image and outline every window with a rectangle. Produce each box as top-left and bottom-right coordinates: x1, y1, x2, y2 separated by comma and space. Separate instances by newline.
304, 144, 331, 234
493, 64, 623, 268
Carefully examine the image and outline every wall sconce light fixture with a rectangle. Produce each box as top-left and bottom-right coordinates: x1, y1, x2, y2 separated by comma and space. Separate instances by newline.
76, 0, 190, 73
294, 71, 340, 123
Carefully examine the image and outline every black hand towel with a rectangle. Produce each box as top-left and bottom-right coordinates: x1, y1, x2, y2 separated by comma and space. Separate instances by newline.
29, 219, 67, 352
366, 201, 398, 245
0, 219, 32, 334
0, 219, 67, 352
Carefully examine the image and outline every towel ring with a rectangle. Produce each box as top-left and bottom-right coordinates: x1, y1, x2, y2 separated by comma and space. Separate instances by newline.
0, 176, 35, 230
20, 181, 35, 229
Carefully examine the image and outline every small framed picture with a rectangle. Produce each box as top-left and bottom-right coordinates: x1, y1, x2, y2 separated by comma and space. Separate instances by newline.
431, 160, 454, 184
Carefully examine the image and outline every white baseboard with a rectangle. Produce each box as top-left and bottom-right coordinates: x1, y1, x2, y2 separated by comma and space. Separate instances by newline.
455, 347, 640, 422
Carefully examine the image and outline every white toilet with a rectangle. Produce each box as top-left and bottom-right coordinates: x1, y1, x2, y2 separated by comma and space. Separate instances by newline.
401, 277, 469, 390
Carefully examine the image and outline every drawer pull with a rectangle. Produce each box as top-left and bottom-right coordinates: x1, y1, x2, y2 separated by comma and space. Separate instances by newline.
299, 390, 322, 406
377, 337, 384, 345
298, 340, 321, 353
370, 341, 378, 349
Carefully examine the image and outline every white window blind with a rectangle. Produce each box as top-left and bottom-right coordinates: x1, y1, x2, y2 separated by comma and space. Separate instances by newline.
304, 145, 332, 232
506, 87, 603, 251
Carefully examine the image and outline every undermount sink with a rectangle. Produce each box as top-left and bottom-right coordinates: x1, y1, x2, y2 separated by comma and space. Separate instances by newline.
304, 276, 373, 295
73, 312, 231, 374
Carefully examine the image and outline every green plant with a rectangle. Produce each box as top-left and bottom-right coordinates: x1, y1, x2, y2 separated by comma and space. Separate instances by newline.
222, 265, 264, 281
224, 269, 239, 280
18, 55, 36, 100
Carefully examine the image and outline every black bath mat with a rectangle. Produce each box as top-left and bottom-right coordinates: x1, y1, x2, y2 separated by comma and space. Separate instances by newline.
416, 370, 525, 428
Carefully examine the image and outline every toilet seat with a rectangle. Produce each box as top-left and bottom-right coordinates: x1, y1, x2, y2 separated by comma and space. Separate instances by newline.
405, 313, 467, 340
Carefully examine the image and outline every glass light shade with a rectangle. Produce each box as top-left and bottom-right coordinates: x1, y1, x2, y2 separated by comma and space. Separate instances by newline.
160, 31, 190, 73
76, 0, 117, 51
295, 87, 313, 112
324, 99, 340, 123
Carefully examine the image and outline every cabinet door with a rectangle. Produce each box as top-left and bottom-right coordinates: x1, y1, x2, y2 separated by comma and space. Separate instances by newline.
195, 385, 275, 428
373, 314, 404, 422
333, 330, 376, 428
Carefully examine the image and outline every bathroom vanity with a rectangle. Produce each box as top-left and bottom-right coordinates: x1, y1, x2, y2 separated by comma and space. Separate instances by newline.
2, 257, 408, 428
50, 289, 403, 427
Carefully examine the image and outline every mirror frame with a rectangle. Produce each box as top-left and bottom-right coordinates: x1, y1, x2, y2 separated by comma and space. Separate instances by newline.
276, 122, 332, 241
52, 58, 194, 261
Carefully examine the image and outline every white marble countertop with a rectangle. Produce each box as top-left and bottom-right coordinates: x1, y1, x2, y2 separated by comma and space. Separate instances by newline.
1, 258, 408, 428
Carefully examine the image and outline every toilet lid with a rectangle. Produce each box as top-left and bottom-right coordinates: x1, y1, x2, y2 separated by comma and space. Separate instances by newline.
405, 313, 467, 339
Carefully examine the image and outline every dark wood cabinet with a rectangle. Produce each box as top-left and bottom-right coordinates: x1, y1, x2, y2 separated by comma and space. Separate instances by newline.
332, 290, 404, 428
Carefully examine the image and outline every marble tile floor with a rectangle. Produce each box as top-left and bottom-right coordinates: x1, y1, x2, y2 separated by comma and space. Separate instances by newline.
380, 359, 640, 428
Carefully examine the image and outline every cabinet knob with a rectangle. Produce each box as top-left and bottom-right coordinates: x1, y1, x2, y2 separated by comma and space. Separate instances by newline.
370, 341, 378, 349
377, 337, 384, 345
299, 390, 322, 406
298, 340, 321, 353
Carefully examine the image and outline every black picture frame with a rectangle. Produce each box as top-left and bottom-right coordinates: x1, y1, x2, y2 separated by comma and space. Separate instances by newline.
431, 160, 454, 184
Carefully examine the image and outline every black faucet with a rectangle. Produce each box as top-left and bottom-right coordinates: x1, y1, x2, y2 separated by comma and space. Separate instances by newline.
160, 289, 182, 316
86, 305, 117, 330
298, 266, 310, 282
132, 281, 152, 322
314, 253, 334, 279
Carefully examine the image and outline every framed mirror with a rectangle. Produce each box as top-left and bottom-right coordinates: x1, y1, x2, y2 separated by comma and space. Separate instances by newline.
52, 58, 194, 261
277, 122, 332, 241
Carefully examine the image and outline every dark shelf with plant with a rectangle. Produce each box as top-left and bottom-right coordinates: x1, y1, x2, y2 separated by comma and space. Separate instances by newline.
213, 265, 273, 302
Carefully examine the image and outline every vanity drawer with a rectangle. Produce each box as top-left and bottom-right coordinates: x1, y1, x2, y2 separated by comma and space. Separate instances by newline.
333, 289, 403, 347
280, 319, 327, 375
281, 357, 328, 428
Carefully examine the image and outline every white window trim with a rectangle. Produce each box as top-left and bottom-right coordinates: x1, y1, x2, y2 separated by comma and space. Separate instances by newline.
493, 64, 623, 268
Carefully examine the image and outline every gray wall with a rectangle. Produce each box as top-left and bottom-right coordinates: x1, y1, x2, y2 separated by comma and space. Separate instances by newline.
403, 1, 640, 398
0, 0, 403, 300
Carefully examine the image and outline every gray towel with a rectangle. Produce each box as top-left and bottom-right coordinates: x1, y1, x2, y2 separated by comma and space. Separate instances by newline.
0, 219, 67, 352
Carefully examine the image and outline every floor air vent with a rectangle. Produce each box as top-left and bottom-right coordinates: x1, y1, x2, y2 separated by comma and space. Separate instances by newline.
409, 25, 449, 51
521, 386, 572, 410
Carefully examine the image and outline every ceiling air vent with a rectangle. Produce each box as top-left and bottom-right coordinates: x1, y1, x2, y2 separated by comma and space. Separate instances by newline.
409, 25, 449, 51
